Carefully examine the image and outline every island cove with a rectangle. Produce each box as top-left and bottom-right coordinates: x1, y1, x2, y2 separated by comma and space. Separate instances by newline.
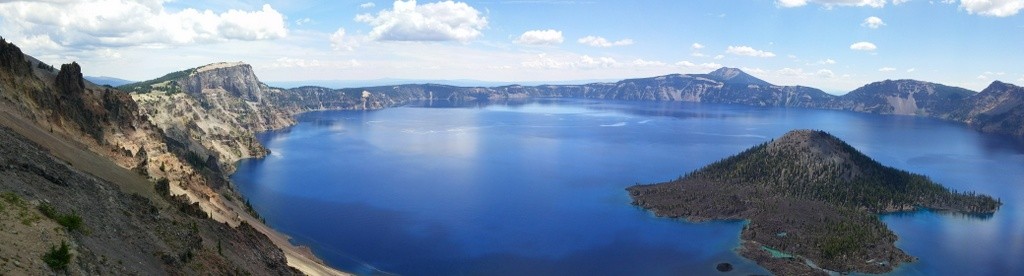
628, 130, 1000, 275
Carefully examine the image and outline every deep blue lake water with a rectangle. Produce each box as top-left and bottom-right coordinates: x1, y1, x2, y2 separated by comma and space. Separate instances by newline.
232, 99, 1024, 275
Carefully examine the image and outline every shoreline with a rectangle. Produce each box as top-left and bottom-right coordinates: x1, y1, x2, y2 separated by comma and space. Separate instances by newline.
223, 109, 361, 275
221, 195, 349, 276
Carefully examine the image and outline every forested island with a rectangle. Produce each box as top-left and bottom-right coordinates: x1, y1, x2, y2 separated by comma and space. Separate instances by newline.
628, 129, 1000, 275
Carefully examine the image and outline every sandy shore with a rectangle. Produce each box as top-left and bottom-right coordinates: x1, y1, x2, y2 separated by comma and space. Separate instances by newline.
219, 194, 351, 276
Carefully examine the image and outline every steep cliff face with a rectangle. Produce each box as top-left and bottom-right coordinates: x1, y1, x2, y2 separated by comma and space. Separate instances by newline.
952, 81, 1024, 136
182, 62, 294, 132
835, 80, 975, 116
186, 62, 264, 101
131, 62, 296, 172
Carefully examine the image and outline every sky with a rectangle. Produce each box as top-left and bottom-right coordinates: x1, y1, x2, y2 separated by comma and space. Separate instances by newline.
1, 0, 1023, 92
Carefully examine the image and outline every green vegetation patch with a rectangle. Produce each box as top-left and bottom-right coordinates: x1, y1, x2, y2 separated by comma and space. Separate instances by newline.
42, 240, 72, 271
38, 203, 84, 232
1, 192, 42, 225
117, 67, 196, 94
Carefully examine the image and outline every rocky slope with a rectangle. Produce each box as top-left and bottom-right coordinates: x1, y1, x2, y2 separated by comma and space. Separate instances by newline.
0, 37, 344, 275
0, 126, 298, 275
832, 79, 976, 116
627, 130, 999, 275
129, 62, 292, 173
950, 81, 1024, 136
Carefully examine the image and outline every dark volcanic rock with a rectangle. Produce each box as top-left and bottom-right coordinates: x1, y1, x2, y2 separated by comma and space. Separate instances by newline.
0, 37, 32, 77
55, 62, 85, 96
715, 262, 733, 272
628, 129, 999, 275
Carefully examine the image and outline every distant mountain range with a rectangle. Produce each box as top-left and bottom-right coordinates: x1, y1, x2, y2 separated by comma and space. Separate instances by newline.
264, 78, 619, 89
84, 75, 134, 87
120, 63, 1024, 138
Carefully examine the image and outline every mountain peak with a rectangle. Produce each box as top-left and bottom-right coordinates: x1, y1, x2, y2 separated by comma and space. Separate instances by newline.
983, 80, 1017, 91
708, 67, 745, 79
767, 129, 851, 163
703, 67, 772, 86
196, 61, 248, 73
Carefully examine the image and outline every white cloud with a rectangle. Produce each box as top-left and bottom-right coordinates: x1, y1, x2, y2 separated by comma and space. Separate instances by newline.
726, 46, 776, 57
295, 18, 312, 26
862, 16, 886, 28
578, 36, 634, 47
879, 67, 897, 72
632, 59, 667, 67
217, 5, 288, 40
520, 53, 619, 69
0, 1, 288, 52
577, 55, 619, 68
691, 52, 706, 57
268, 57, 361, 69
777, 67, 805, 76
360, 2, 377, 8
907, 68, 917, 72
691, 43, 705, 50
98, 48, 122, 59
355, 0, 488, 42
714, 55, 725, 60
776, 0, 887, 8
742, 67, 768, 74
676, 61, 722, 70
977, 74, 989, 79
330, 28, 352, 51
272, 57, 322, 68
817, 69, 836, 78
961, 0, 1024, 17
819, 58, 837, 65
520, 54, 564, 69
850, 41, 878, 51
980, 71, 1007, 77
894, 0, 911, 4
514, 29, 564, 45
777, 0, 809, 7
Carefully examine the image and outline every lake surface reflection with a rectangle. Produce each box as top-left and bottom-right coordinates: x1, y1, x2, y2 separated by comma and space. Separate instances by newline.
233, 99, 1024, 275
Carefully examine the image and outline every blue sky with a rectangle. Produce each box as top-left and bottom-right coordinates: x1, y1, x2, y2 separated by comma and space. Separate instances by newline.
1, 0, 1023, 92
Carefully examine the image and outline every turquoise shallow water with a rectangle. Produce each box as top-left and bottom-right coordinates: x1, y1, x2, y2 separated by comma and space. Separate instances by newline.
233, 99, 1024, 275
